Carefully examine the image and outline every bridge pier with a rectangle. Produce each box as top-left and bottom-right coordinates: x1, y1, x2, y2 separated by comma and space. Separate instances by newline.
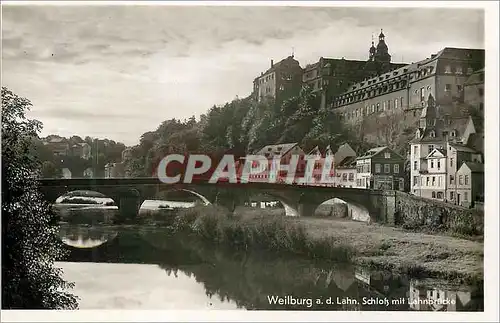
297, 203, 319, 217
115, 190, 142, 223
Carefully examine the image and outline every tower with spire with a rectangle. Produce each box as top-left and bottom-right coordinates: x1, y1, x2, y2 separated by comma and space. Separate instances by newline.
368, 34, 376, 61
374, 29, 391, 63
368, 29, 391, 63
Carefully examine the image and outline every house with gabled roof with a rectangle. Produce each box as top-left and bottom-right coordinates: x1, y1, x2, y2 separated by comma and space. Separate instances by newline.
303, 145, 335, 186
239, 142, 306, 183
409, 94, 484, 202
355, 146, 405, 190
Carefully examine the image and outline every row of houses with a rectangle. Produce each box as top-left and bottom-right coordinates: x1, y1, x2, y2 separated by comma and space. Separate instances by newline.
236, 142, 407, 191
241, 125, 484, 208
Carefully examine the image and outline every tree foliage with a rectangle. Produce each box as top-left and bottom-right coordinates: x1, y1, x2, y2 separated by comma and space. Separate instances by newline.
122, 87, 380, 177
1, 87, 78, 309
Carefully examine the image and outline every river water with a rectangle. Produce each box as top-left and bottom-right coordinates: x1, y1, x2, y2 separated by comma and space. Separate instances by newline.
54, 202, 483, 311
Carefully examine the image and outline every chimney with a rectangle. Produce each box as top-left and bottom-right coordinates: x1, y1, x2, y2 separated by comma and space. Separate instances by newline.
271, 59, 274, 67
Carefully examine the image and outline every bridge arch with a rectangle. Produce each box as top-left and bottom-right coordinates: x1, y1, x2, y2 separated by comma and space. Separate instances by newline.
152, 187, 211, 207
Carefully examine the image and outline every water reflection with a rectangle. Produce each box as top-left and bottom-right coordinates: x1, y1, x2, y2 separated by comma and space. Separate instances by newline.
58, 225, 483, 311
60, 225, 118, 248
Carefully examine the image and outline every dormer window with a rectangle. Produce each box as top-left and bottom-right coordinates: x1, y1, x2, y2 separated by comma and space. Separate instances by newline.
450, 130, 456, 137
416, 129, 421, 138
429, 130, 436, 138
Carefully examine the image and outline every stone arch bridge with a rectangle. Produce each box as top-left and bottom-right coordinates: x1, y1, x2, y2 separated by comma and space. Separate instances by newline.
38, 178, 397, 223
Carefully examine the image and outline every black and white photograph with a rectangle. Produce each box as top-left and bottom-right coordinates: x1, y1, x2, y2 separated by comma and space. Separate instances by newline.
1, 1, 498, 322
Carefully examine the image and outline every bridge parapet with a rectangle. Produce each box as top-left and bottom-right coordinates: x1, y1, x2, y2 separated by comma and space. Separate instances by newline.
38, 178, 396, 223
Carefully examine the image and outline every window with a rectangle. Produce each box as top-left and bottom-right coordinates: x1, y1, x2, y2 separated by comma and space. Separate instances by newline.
456, 66, 463, 74
450, 158, 454, 167
459, 175, 463, 185
420, 87, 426, 101
413, 146, 418, 155
465, 175, 469, 185
450, 192, 454, 200
430, 131, 435, 138
375, 164, 381, 173
394, 164, 399, 173
413, 176, 418, 186
432, 176, 436, 186
426, 177, 430, 186
400, 97, 404, 107
464, 192, 468, 201
431, 160, 434, 168
457, 84, 463, 92
445, 84, 451, 92
394, 99, 399, 109
348, 173, 354, 181
376, 103, 380, 111
438, 176, 442, 186
384, 164, 390, 173
371, 104, 375, 113
437, 160, 441, 169
450, 174, 454, 184
445, 65, 451, 74
342, 173, 347, 181
432, 191, 436, 198
413, 161, 418, 170
383, 101, 387, 110
387, 100, 391, 109
437, 192, 443, 199
384, 152, 391, 159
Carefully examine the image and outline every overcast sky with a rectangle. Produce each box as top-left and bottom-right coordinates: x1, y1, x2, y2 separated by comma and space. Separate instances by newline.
2, 5, 484, 146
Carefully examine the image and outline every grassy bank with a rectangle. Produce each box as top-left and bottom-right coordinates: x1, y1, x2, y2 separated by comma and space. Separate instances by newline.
170, 205, 483, 286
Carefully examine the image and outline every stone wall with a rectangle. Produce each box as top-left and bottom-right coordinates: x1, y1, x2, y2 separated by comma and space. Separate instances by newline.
393, 191, 484, 236
315, 203, 348, 218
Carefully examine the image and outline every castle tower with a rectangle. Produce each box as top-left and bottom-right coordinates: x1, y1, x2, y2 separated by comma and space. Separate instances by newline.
368, 35, 376, 61
374, 29, 391, 63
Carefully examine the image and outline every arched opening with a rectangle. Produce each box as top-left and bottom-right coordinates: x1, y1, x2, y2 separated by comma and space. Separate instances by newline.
59, 224, 118, 249
139, 188, 211, 223
54, 190, 118, 225
240, 192, 291, 216
315, 198, 371, 222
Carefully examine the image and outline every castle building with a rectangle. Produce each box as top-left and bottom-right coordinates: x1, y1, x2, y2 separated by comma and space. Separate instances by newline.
331, 47, 485, 140
253, 55, 303, 103
463, 68, 485, 113
303, 31, 406, 109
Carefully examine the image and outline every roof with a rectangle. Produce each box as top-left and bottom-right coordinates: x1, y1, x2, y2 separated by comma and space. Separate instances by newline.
467, 132, 484, 154
254, 142, 299, 159
337, 156, 357, 168
356, 146, 387, 160
259, 56, 301, 77
449, 144, 478, 153
411, 116, 472, 144
339, 47, 484, 99
460, 162, 484, 173
426, 148, 447, 158
356, 146, 405, 160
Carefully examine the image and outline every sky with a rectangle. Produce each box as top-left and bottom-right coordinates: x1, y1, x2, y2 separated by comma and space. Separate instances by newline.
2, 4, 485, 146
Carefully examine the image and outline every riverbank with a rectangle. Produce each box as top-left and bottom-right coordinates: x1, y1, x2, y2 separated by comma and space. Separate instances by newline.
169, 206, 483, 286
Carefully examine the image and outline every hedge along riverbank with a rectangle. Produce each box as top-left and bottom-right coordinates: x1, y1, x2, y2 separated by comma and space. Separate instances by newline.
167, 205, 483, 286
